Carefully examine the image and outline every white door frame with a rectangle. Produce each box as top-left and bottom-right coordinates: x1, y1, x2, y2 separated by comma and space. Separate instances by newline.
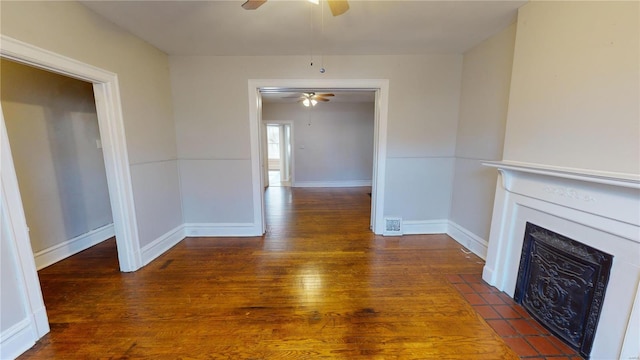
0, 36, 142, 348
280, 122, 293, 186
1, 35, 141, 271
248, 79, 389, 234
264, 121, 294, 187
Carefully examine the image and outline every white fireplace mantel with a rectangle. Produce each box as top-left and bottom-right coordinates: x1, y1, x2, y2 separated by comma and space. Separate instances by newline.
482, 161, 640, 360
485, 160, 640, 189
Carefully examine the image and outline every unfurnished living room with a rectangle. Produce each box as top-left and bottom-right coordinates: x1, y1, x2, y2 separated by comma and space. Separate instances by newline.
1, 1, 638, 359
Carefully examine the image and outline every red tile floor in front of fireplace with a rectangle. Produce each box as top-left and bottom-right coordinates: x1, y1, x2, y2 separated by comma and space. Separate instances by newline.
446, 274, 584, 360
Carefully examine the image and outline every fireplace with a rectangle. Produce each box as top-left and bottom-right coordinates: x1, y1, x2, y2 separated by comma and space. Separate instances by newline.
482, 161, 640, 359
515, 222, 613, 358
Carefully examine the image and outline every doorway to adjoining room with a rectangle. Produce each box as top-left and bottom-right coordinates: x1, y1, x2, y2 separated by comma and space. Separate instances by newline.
1, 59, 116, 271
266, 123, 292, 187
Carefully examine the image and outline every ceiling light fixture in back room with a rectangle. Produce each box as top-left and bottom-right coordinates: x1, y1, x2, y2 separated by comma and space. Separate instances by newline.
300, 92, 334, 107
278, 91, 335, 107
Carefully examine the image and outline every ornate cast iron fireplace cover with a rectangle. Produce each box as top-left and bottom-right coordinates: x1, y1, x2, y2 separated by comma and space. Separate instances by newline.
514, 222, 613, 359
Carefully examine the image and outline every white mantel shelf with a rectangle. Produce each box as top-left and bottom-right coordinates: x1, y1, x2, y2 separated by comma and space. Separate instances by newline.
483, 160, 640, 190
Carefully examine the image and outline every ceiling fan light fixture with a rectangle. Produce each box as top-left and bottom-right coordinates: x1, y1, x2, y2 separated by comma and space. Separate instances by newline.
299, 92, 331, 107
302, 97, 318, 107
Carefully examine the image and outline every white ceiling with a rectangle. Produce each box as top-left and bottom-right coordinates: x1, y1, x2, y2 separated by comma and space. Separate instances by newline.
80, 0, 527, 56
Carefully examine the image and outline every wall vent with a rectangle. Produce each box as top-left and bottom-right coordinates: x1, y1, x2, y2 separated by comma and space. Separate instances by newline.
383, 217, 403, 236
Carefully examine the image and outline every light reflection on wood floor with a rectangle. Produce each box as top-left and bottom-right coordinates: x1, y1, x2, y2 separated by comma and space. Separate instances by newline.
19, 186, 517, 359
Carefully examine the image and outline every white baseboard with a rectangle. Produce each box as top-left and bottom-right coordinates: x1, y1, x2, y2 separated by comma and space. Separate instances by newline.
184, 223, 261, 237
402, 219, 449, 235
0, 318, 36, 360
293, 180, 372, 188
446, 221, 489, 260
0, 306, 49, 360
482, 266, 497, 287
139, 223, 262, 267
32, 306, 50, 338
397, 220, 489, 261
141, 225, 186, 267
33, 224, 115, 270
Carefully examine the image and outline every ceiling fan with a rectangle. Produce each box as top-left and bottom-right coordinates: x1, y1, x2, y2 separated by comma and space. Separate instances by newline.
242, 0, 349, 17
295, 92, 335, 107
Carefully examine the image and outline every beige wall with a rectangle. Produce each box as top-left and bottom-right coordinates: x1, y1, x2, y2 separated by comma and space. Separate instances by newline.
503, 1, 640, 175
170, 54, 463, 223
450, 23, 517, 242
1, 59, 113, 253
1, 1, 183, 247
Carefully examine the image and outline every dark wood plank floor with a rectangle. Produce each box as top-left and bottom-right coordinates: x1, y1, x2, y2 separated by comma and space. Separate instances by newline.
19, 186, 517, 359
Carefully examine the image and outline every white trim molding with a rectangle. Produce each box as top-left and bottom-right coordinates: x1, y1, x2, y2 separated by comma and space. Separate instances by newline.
184, 223, 261, 237
141, 225, 186, 267
139, 221, 281, 266
483, 160, 640, 189
0, 319, 36, 360
0, 306, 49, 360
1, 95, 51, 352
1, 34, 142, 272
34, 224, 115, 270
621, 283, 640, 359
382, 219, 489, 261
402, 219, 449, 235
446, 221, 488, 260
294, 180, 372, 188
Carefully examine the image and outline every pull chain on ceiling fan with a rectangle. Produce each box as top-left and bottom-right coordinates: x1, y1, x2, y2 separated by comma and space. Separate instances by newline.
242, 0, 349, 17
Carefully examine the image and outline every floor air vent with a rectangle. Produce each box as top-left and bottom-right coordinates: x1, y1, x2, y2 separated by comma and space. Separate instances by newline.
383, 217, 403, 236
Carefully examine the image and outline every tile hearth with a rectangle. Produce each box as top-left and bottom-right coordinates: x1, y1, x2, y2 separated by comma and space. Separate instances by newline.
446, 273, 583, 360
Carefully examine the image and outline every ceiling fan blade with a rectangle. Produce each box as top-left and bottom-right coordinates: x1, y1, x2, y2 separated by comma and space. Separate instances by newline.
327, 0, 349, 16
318, 93, 335, 97
242, 0, 266, 10
314, 97, 331, 102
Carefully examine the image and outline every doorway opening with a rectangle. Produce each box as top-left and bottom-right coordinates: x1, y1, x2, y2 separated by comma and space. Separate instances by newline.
1, 59, 116, 271
1, 36, 140, 272
265, 123, 293, 187
248, 79, 389, 235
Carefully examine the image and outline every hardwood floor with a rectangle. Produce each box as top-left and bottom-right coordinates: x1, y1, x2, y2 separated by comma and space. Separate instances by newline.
19, 186, 517, 359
